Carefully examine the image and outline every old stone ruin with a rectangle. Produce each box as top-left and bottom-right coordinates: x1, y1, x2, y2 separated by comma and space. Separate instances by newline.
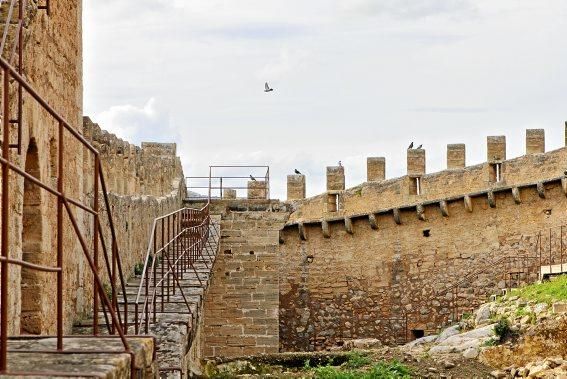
0, 0, 566, 378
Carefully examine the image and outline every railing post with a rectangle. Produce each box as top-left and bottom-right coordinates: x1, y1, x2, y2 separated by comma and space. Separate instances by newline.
93, 156, 99, 336
57, 120, 64, 349
1, 67, 11, 371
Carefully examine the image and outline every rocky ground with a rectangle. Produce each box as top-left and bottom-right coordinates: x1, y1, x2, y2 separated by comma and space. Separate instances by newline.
202, 275, 566, 378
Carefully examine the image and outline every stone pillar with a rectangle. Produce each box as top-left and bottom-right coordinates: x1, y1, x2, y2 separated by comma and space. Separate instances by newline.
247, 180, 267, 199
287, 175, 306, 200
223, 189, 237, 199
367, 157, 385, 182
487, 136, 506, 162
526, 129, 545, 154
447, 144, 465, 169
407, 148, 425, 177
326, 166, 345, 191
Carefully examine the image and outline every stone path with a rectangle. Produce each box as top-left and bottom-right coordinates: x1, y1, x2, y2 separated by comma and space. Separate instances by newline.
71, 217, 221, 378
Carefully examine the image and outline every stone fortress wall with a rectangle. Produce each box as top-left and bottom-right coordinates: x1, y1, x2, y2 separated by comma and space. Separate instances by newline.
0, 0, 186, 337
201, 126, 567, 357
278, 127, 567, 351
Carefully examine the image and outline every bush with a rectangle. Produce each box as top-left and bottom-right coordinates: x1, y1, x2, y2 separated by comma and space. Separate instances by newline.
494, 318, 511, 339
134, 262, 144, 276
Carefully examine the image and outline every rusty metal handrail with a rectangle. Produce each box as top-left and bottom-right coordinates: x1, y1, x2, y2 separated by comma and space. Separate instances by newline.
0, 53, 133, 375
133, 204, 212, 334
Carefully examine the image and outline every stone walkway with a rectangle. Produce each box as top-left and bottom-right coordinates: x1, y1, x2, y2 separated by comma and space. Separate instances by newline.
73, 217, 221, 378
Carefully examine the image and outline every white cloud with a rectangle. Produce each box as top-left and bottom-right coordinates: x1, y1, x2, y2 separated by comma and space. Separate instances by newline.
94, 98, 176, 145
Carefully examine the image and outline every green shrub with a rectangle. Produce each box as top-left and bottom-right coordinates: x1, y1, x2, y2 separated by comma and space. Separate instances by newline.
494, 318, 511, 339
368, 361, 412, 378
134, 262, 144, 276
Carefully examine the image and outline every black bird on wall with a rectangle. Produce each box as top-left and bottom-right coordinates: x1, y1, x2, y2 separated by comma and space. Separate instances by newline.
408, 142, 414, 149
250, 175, 256, 181
294, 169, 302, 175
264, 82, 274, 92
417, 144, 423, 149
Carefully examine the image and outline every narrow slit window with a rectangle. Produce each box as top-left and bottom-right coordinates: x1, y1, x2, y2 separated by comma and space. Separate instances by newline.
409, 177, 422, 195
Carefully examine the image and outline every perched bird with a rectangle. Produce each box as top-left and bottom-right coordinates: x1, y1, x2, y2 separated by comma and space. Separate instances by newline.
408, 142, 414, 149
338, 160, 342, 167
264, 82, 274, 92
417, 144, 423, 149
294, 169, 302, 175
250, 175, 256, 181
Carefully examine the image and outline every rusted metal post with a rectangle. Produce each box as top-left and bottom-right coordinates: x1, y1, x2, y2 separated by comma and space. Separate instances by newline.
57, 120, 64, 349
92, 156, 100, 335
1, 67, 11, 371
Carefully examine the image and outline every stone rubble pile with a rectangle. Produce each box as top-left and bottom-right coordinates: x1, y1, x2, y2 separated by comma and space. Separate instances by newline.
403, 293, 566, 378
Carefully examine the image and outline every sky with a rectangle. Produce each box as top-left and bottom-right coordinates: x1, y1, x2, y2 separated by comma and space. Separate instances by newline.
83, 1, 567, 199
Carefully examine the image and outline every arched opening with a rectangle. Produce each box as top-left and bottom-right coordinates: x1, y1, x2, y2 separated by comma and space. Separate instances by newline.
20, 139, 45, 334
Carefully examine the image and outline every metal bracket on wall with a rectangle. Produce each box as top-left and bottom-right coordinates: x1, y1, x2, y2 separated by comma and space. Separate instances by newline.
38, 0, 50, 15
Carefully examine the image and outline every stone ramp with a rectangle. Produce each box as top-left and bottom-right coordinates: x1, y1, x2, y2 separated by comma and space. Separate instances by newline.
2, 336, 156, 378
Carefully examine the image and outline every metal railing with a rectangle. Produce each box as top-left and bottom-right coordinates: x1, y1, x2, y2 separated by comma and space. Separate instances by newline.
133, 203, 217, 334
0, 54, 133, 374
431, 223, 567, 326
186, 165, 270, 200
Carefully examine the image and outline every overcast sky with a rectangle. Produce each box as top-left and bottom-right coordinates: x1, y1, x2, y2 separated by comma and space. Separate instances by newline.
83, 1, 567, 199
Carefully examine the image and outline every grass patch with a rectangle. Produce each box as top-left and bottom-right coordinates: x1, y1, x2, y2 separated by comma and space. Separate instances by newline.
513, 275, 567, 304
312, 360, 411, 379
344, 352, 372, 369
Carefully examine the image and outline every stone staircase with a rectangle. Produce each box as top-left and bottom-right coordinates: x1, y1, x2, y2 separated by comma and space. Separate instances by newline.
73, 217, 221, 376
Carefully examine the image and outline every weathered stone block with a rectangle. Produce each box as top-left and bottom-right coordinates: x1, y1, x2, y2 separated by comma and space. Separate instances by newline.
223, 188, 237, 199
367, 157, 385, 182
526, 129, 545, 154
247, 180, 268, 199
407, 148, 425, 177
487, 136, 506, 161
447, 144, 465, 169
327, 166, 345, 191
287, 175, 306, 200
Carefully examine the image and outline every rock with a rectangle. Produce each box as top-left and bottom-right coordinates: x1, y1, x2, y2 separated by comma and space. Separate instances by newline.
533, 303, 548, 315
475, 303, 492, 326
517, 367, 529, 377
429, 345, 456, 354
552, 302, 567, 314
528, 363, 549, 377
428, 367, 438, 373
348, 338, 382, 349
462, 347, 479, 359
437, 325, 460, 342
491, 370, 507, 378
443, 360, 455, 369
405, 335, 437, 348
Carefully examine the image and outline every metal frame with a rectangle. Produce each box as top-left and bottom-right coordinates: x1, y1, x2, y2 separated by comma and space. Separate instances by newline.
0, 55, 133, 375
186, 165, 270, 200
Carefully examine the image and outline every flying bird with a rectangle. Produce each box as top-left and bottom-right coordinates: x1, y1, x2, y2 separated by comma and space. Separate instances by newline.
408, 142, 414, 149
294, 169, 302, 175
250, 175, 256, 181
417, 144, 423, 149
264, 82, 274, 92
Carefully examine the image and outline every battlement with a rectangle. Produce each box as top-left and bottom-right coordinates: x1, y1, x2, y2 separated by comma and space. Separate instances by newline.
288, 127, 567, 222
83, 117, 183, 197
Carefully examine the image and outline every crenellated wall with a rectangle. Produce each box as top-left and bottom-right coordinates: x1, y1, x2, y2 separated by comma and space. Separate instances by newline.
288, 129, 567, 223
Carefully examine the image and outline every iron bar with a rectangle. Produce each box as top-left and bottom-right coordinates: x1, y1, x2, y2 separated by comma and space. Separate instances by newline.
1, 67, 10, 371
